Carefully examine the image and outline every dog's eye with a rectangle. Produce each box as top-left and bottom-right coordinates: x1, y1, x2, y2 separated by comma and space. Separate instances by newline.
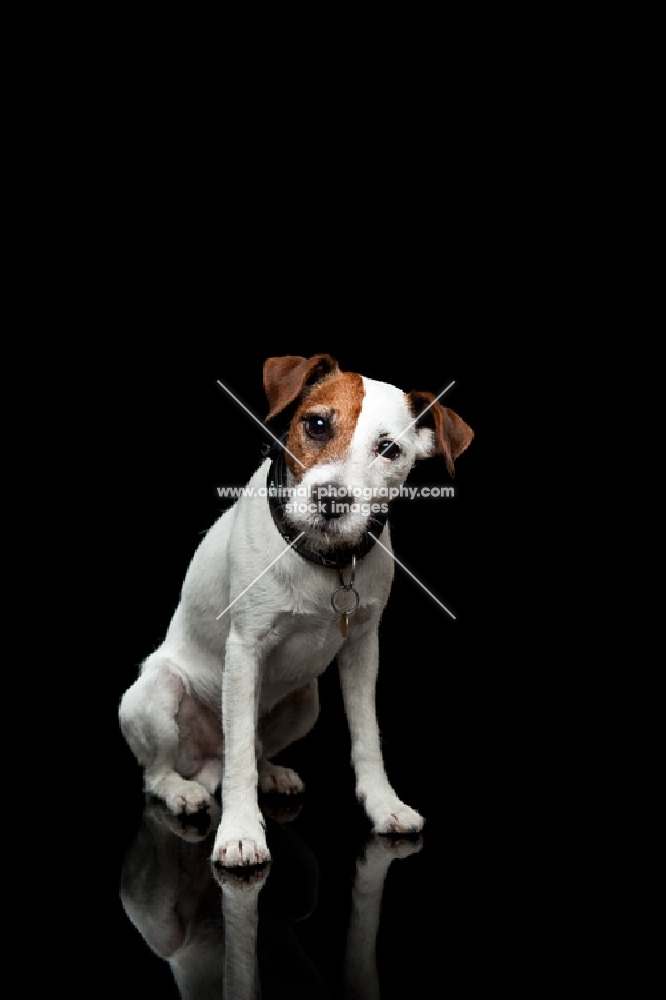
303, 415, 331, 440
377, 440, 401, 460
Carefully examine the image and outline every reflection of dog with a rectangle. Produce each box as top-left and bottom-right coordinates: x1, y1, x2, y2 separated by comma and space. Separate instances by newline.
119, 354, 473, 867
120, 800, 422, 998
120, 802, 226, 994
120, 800, 268, 998
344, 835, 423, 996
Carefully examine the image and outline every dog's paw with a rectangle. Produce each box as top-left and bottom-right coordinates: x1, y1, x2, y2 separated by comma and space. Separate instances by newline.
258, 761, 304, 796
362, 792, 425, 836
211, 813, 270, 868
373, 803, 424, 836
148, 774, 214, 816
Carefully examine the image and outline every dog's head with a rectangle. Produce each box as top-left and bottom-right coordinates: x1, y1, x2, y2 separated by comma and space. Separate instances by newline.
264, 354, 473, 550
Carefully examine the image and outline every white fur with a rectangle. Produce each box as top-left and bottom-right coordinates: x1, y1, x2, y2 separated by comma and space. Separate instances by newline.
119, 374, 430, 868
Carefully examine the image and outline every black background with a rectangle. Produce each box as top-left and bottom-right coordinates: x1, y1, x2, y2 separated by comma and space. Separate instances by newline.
93, 337, 530, 999
40, 38, 613, 992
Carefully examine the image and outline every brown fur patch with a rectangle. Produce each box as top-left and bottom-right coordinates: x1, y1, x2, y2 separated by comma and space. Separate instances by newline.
285, 371, 365, 477
264, 354, 339, 424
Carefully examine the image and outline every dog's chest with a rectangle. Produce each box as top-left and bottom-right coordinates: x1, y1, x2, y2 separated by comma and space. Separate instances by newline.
260, 596, 376, 695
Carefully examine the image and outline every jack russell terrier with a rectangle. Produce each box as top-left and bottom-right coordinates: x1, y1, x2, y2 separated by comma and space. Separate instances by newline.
119, 354, 473, 868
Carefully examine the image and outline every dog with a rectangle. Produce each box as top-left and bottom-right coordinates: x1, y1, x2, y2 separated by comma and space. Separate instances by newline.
119, 354, 473, 868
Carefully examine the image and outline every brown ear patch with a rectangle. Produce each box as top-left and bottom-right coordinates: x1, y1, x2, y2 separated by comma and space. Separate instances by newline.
264, 354, 339, 424
408, 391, 474, 478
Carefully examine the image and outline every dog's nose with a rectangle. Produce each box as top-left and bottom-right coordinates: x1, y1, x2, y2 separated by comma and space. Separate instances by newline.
317, 484, 344, 519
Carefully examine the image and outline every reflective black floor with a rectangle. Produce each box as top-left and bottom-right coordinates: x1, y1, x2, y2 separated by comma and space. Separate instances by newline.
115, 787, 429, 999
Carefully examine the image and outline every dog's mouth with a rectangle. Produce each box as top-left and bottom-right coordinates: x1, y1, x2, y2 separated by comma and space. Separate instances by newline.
277, 483, 384, 551
296, 502, 365, 544
294, 499, 389, 553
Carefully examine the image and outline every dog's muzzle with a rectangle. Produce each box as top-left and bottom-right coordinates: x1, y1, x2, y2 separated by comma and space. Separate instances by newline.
316, 484, 344, 520
266, 448, 390, 570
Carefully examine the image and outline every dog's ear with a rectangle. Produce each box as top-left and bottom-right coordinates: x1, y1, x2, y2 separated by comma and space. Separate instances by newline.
264, 354, 339, 423
407, 391, 473, 478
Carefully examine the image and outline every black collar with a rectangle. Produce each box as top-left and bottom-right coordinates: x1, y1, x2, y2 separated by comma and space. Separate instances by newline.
266, 448, 389, 570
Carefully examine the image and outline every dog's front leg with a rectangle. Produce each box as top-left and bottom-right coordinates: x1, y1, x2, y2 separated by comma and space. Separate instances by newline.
212, 628, 269, 868
338, 625, 424, 835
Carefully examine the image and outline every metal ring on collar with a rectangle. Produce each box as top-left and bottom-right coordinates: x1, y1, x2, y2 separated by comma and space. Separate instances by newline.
339, 552, 356, 587
331, 585, 360, 616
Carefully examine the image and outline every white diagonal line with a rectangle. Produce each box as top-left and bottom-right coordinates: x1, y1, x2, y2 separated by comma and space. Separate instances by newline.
217, 379, 305, 469
216, 532, 306, 619
367, 380, 455, 469
368, 531, 456, 619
